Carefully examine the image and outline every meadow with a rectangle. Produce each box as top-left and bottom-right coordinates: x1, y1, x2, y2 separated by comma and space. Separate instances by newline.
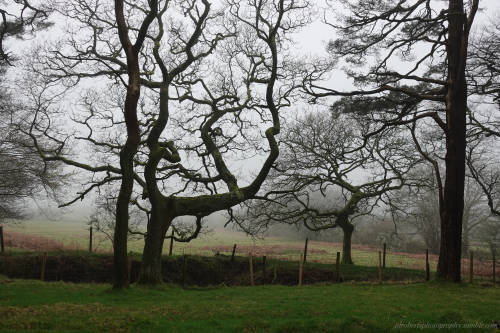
1, 220, 499, 332
0, 277, 499, 332
2, 220, 497, 279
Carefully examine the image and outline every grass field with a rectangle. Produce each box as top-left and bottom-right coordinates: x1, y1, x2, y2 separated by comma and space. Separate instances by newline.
2, 221, 499, 332
3, 220, 498, 279
0, 278, 499, 332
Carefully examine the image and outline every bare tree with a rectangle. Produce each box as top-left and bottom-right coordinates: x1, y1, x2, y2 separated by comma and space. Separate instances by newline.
230, 110, 420, 264
88, 184, 146, 248
405, 184, 442, 255
468, 14, 500, 117
0, 0, 52, 65
474, 215, 500, 257
461, 177, 491, 255
26, 0, 311, 285
0, 0, 63, 223
111, 0, 158, 289
0, 112, 63, 221
392, 167, 491, 255
466, 14, 500, 219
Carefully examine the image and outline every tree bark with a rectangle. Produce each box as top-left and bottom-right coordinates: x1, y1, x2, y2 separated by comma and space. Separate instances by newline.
112, 0, 157, 289
437, 0, 468, 282
112, 40, 141, 290
341, 223, 354, 265
138, 206, 172, 285
113, 144, 138, 289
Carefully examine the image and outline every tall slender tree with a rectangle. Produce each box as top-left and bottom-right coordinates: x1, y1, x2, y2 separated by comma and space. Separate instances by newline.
111, 0, 158, 289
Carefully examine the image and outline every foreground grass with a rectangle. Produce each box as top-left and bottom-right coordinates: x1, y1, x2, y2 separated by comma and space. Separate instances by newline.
0, 278, 498, 332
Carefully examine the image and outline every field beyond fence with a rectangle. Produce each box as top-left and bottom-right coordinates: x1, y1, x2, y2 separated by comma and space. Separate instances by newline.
0, 220, 498, 284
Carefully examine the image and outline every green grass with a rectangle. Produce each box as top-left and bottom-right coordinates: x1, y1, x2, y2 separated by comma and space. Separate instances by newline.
0, 278, 498, 332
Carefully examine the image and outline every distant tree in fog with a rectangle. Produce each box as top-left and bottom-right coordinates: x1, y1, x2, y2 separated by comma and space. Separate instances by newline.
229, 110, 420, 264
0, 1, 63, 222
390, 167, 493, 255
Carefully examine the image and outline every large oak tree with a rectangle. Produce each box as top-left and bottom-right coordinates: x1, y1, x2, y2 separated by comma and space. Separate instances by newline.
26, 0, 311, 285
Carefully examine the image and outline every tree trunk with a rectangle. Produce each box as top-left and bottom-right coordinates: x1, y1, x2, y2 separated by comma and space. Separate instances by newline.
113, 146, 136, 289
112, 53, 141, 290
138, 211, 172, 285
112, 0, 157, 290
341, 223, 354, 265
437, 0, 468, 282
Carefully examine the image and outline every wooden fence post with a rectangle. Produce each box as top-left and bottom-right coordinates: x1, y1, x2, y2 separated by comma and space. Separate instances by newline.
425, 249, 430, 281
169, 229, 174, 256
182, 254, 187, 288
127, 253, 132, 281
383, 243, 387, 268
249, 253, 254, 286
469, 251, 474, 284
298, 254, 303, 286
40, 252, 47, 281
335, 252, 341, 282
378, 251, 382, 282
262, 255, 267, 276
0, 226, 4, 253
303, 238, 309, 264
493, 252, 496, 287
231, 244, 237, 263
273, 264, 277, 284
89, 227, 93, 253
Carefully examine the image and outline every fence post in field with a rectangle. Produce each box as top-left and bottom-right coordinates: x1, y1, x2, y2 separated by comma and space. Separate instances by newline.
273, 264, 277, 284
89, 227, 93, 253
262, 255, 267, 276
303, 238, 308, 264
169, 229, 174, 256
469, 251, 474, 284
336, 251, 341, 282
425, 249, 430, 281
0, 225, 4, 253
231, 244, 237, 263
298, 254, 304, 286
182, 254, 187, 288
493, 252, 496, 286
383, 243, 387, 268
378, 251, 382, 282
40, 252, 47, 281
127, 253, 132, 281
249, 253, 254, 286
